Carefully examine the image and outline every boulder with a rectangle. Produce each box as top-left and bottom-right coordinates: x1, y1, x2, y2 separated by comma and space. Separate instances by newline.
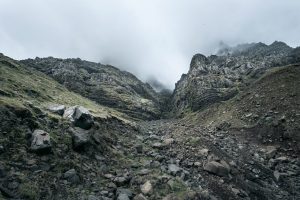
30, 130, 52, 153
70, 127, 90, 151
63, 169, 80, 184
141, 180, 153, 195
203, 161, 230, 177
63, 106, 77, 120
117, 193, 130, 200
63, 106, 94, 129
168, 164, 181, 176
133, 194, 148, 200
116, 188, 133, 199
47, 104, 65, 115
73, 106, 94, 129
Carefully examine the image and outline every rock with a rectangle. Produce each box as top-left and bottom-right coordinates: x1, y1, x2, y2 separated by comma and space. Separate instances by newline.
63, 169, 80, 184
73, 106, 94, 130
168, 164, 181, 176
114, 176, 130, 186
163, 138, 174, 145
152, 142, 164, 149
203, 161, 230, 177
116, 188, 133, 199
116, 188, 133, 197
70, 127, 90, 151
47, 104, 65, 115
135, 144, 143, 153
275, 156, 288, 163
199, 148, 209, 157
63, 106, 94, 129
30, 129, 52, 153
133, 193, 148, 200
140, 180, 153, 195
266, 146, 277, 159
117, 193, 130, 200
63, 106, 77, 120
88, 195, 101, 200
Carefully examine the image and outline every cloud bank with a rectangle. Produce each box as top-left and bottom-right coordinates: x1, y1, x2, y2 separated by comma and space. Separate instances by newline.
0, 0, 300, 89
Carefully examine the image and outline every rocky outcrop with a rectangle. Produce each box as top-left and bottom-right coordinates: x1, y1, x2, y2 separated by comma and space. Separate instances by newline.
171, 41, 300, 116
21, 57, 162, 120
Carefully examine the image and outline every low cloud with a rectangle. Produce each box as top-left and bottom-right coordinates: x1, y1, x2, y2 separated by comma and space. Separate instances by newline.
1, 0, 300, 89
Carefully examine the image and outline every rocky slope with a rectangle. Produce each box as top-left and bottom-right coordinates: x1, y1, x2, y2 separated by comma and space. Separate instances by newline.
0, 40, 299, 200
171, 41, 300, 116
21, 57, 162, 120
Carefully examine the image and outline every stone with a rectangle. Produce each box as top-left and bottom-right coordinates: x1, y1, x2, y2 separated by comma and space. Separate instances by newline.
141, 180, 153, 195
64, 169, 80, 184
63, 106, 94, 129
199, 148, 209, 157
163, 138, 174, 145
117, 193, 130, 200
30, 129, 52, 153
133, 193, 148, 200
168, 164, 181, 176
114, 177, 130, 186
47, 104, 65, 115
73, 106, 94, 129
63, 106, 77, 120
70, 127, 90, 150
266, 146, 277, 159
116, 188, 133, 198
88, 195, 101, 200
152, 142, 164, 149
135, 144, 143, 153
203, 161, 230, 177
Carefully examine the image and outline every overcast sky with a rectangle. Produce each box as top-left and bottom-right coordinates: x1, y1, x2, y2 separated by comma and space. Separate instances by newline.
0, 0, 300, 89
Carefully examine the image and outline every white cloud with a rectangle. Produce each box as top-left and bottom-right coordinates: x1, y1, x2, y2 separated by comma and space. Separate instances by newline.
0, 0, 299, 89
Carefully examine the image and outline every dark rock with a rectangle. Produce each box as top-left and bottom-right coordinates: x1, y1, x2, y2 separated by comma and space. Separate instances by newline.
135, 144, 143, 153
73, 106, 94, 130
70, 127, 90, 151
63, 169, 80, 184
203, 161, 230, 177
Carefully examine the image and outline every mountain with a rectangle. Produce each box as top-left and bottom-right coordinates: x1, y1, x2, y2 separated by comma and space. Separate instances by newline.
0, 41, 300, 199
171, 41, 300, 116
21, 57, 162, 120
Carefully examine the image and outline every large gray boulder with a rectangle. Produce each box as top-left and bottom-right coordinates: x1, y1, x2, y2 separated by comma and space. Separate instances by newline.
203, 161, 230, 177
73, 106, 94, 129
63, 106, 94, 129
69, 127, 90, 151
30, 130, 52, 153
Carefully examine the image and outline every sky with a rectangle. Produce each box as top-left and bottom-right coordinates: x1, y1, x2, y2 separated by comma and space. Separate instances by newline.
0, 0, 300, 89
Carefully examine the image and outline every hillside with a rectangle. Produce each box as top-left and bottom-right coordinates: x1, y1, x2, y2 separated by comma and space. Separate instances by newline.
0, 42, 299, 200
171, 41, 300, 117
21, 57, 162, 120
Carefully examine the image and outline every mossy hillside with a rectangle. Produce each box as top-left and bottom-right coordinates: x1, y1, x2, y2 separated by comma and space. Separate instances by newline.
0, 54, 133, 124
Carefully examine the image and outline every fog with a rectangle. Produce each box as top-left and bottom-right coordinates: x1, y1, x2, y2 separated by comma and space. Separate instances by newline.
1, 0, 300, 89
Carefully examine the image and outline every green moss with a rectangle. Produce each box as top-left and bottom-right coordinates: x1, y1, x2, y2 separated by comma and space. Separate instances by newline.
19, 182, 39, 200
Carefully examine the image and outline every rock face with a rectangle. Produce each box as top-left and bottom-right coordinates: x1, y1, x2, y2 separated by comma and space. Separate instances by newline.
171, 42, 300, 116
30, 130, 52, 153
21, 57, 163, 120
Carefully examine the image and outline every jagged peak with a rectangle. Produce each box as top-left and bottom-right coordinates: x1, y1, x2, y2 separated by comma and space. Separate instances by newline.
190, 54, 209, 68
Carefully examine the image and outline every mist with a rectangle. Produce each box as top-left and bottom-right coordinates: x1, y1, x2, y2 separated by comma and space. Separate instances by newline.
0, 0, 300, 89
